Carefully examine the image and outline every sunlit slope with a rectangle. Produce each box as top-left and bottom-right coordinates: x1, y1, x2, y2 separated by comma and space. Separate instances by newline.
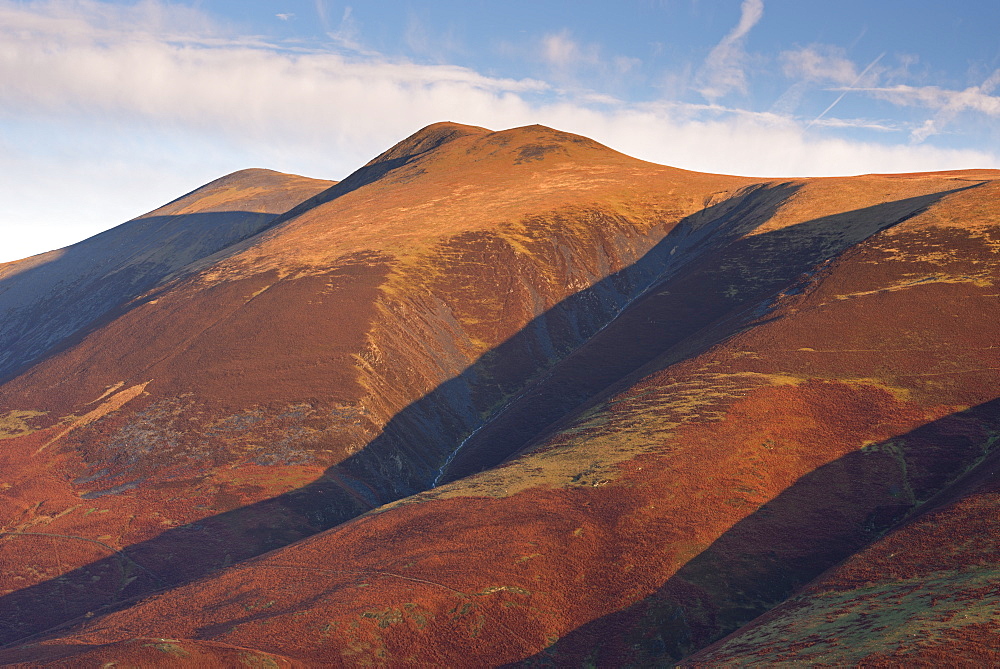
8, 166, 998, 665
0, 168, 333, 381
0, 123, 749, 646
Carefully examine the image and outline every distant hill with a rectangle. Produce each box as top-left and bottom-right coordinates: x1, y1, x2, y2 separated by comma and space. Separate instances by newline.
1, 122, 998, 665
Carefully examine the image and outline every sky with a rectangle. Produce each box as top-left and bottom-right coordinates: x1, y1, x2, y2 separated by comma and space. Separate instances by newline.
2, 0, 999, 263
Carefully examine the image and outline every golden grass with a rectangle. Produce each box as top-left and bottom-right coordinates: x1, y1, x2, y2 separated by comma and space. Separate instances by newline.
0, 410, 47, 440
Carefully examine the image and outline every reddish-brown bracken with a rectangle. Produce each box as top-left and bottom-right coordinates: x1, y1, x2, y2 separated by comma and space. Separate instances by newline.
1, 123, 998, 666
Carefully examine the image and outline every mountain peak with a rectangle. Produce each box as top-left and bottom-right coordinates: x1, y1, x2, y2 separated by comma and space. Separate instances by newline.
468, 123, 615, 164
281, 122, 628, 219
362, 121, 490, 169
268, 122, 492, 217
196, 168, 305, 190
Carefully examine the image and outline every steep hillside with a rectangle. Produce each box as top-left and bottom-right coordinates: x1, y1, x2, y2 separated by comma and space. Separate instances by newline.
685, 434, 1000, 665
0, 168, 334, 381
0, 123, 749, 646
1, 123, 998, 666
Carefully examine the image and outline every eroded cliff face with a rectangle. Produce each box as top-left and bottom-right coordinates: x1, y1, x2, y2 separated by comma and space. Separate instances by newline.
1, 124, 999, 666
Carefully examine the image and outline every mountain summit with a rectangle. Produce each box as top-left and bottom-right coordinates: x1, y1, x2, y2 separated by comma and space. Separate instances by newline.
1, 124, 999, 666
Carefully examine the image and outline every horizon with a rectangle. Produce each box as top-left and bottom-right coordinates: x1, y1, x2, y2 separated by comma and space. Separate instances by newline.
2, 0, 999, 263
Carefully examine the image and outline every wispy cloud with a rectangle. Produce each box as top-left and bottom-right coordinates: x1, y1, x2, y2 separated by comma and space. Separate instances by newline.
852, 70, 1000, 141
325, 5, 380, 56
806, 52, 885, 128
695, 0, 764, 101
538, 29, 603, 79
541, 31, 599, 69
530, 29, 642, 96
859, 82, 1000, 115
404, 12, 462, 62
781, 45, 863, 86
809, 117, 898, 132
313, 0, 330, 31
780, 44, 1000, 142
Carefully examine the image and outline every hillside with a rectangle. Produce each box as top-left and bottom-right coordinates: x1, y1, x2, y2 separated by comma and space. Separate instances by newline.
0, 123, 998, 665
0, 168, 334, 382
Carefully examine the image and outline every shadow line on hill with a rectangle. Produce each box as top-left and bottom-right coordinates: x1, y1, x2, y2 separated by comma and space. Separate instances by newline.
0, 182, 983, 651
0, 127, 474, 386
439, 180, 989, 481
513, 397, 1000, 666
0, 210, 288, 386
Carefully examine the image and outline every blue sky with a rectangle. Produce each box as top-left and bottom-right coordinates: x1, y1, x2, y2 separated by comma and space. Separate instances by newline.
2, 0, 999, 262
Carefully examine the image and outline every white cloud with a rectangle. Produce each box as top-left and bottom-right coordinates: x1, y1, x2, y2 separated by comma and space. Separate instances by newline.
859, 81, 1000, 117
540, 30, 601, 70
695, 0, 764, 101
0, 1, 548, 148
852, 71, 1000, 141
781, 45, 860, 86
0, 0, 997, 263
526, 102, 994, 180
808, 117, 899, 132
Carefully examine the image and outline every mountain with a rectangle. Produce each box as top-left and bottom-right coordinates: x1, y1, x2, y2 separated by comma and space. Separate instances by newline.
0, 122, 998, 666
0, 168, 334, 382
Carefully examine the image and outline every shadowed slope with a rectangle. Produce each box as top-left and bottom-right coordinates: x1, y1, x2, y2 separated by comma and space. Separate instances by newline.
441, 182, 980, 483
681, 186, 1000, 664
517, 178, 1000, 665
3, 165, 998, 665
0, 169, 333, 382
684, 432, 1000, 666
522, 399, 1000, 667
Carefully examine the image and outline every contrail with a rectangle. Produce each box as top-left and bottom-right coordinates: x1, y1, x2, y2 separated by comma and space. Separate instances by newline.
806, 52, 886, 129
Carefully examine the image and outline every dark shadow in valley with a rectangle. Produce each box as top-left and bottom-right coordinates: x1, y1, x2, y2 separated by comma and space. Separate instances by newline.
0, 182, 982, 651
438, 180, 988, 483
514, 397, 1000, 666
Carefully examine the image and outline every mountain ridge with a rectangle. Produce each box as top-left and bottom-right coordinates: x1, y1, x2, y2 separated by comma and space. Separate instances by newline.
0, 169, 334, 384
1, 122, 999, 665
